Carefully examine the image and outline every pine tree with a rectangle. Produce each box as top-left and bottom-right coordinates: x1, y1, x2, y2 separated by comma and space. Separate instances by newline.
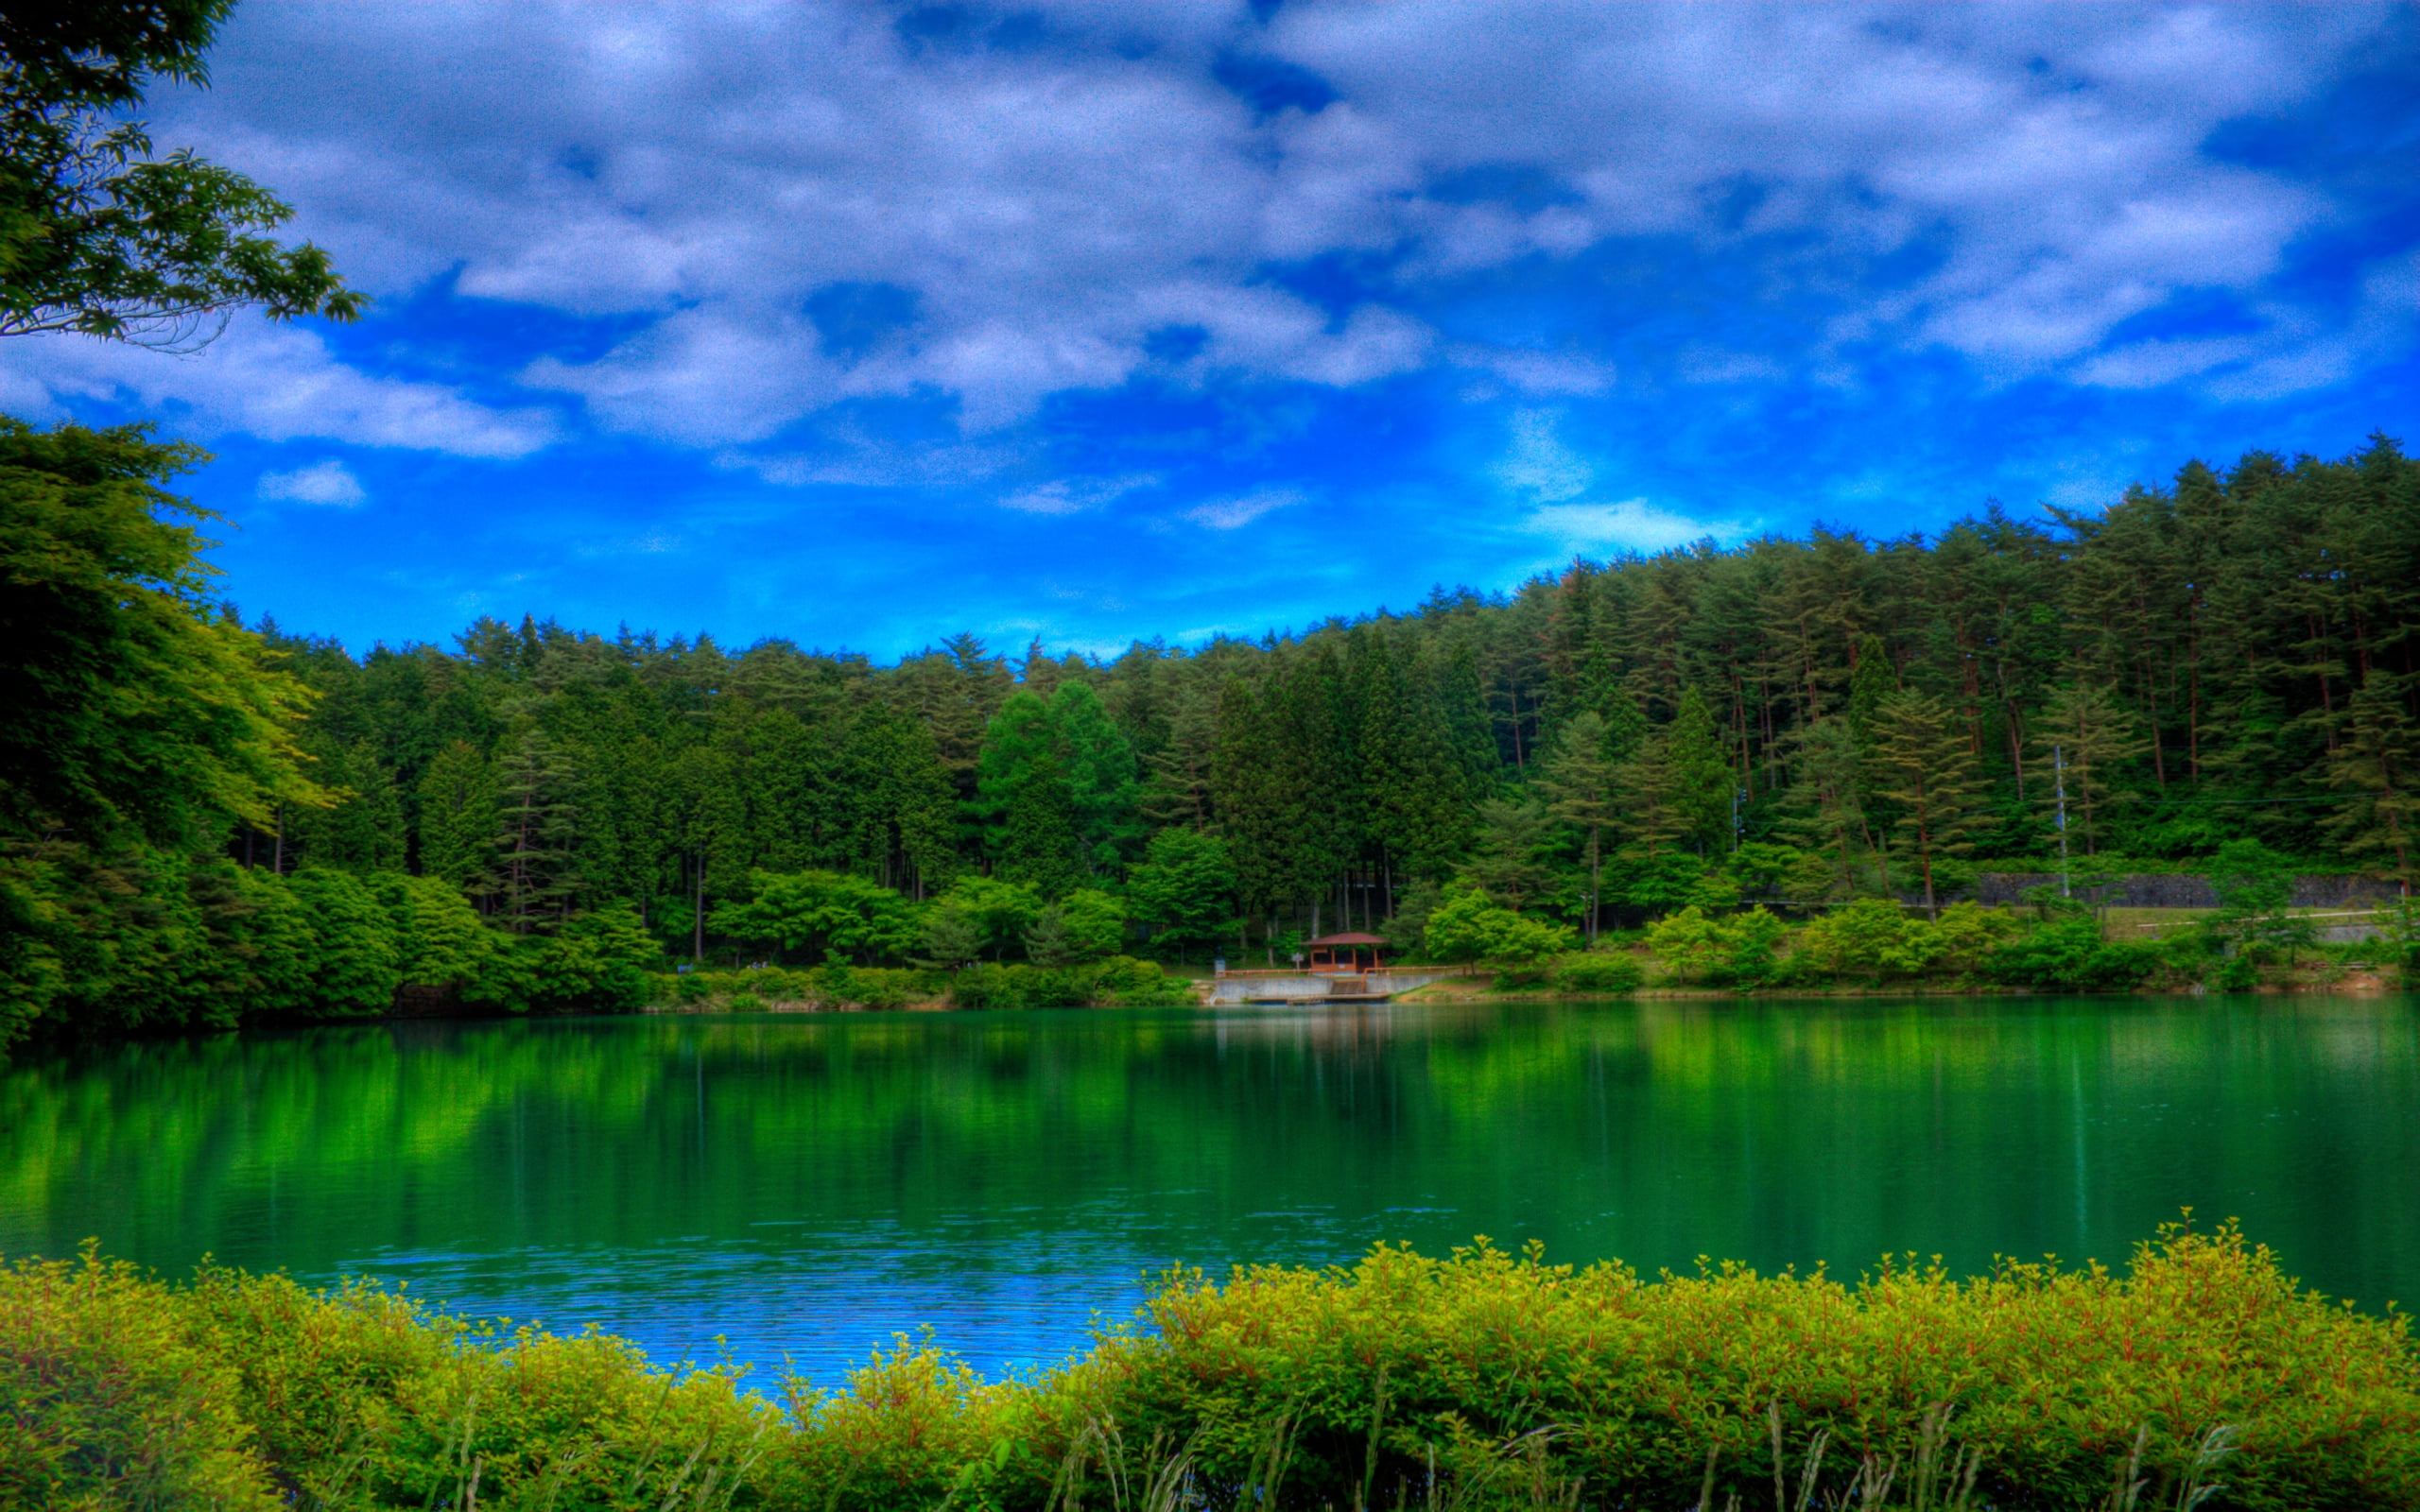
1462, 793, 1561, 914
1616, 730, 1688, 861
2033, 682, 2146, 855
2326, 671, 2419, 885
493, 730, 579, 934
1539, 711, 1619, 938
1868, 691, 1990, 916
1781, 717, 1870, 896
1353, 627, 1471, 884
1845, 633, 1897, 756
293, 739, 405, 872
666, 741, 747, 958
1209, 675, 1290, 916
1666, 687, 1733, 851
415, 740, 496, 894
860, 703, 957, 897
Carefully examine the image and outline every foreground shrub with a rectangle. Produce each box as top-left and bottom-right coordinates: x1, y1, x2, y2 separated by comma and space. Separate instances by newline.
0, 1247, 280, 1510
1067, 1221, 2419, 1512
6, 1222, 2413, 1509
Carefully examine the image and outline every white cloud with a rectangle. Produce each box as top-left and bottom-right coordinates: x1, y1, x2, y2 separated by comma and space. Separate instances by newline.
1000, 474, 1157, 515
1186, 487, 1305, 530
258, 458, 367, 506
1497, 409, 1592, 504
1525, 498, 1744, 555
70, 0, 2396, 466
0, 319, 556, 458
2074, 335, 2262, 390
1453, 346, 1615, 397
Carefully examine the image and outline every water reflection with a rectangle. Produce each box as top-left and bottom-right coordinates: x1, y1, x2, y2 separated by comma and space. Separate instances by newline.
1, 997, 2414, 1383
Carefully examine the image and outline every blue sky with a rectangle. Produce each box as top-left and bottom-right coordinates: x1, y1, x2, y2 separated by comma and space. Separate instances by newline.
4, 2, 2416, 659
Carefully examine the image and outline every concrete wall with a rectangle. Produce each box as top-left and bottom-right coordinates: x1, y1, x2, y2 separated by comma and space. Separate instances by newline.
1204, 968, 1465, 1005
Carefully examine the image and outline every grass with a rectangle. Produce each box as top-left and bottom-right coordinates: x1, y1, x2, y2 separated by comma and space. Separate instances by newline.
5, 1221, 2415, 1509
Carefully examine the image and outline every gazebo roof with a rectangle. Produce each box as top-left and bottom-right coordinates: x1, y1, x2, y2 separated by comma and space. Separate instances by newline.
1307, 932, 1388, 946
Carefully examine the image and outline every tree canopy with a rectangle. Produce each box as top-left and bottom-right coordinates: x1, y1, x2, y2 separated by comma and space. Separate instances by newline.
0, 0, 363, 346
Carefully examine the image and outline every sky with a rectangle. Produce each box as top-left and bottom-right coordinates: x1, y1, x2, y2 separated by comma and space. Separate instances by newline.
3, 1, 2417, 660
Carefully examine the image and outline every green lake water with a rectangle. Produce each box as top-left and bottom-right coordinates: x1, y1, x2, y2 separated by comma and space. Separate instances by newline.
2, 997, 2414, 1384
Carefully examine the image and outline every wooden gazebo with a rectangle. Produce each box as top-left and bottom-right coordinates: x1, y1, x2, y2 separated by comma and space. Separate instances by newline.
1305, 932, 1387, 974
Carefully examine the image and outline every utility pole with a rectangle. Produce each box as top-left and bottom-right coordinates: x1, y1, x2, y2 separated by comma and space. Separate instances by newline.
1733, 785, 1747, 852
2053, 743, 2072, 900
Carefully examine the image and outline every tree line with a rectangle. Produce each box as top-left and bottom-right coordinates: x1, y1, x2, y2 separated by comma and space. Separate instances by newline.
6, 418, 2415, 1044
252, 427, 2417, 934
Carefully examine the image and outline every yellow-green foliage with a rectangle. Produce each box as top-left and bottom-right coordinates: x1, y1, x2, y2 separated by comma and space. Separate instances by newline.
1083, 1222, 2418, 1510
0, 1246, 281, 1511
1647, 900, 2028, 989
1790, 899, 1928, 980
4, 1223, 2415, 1510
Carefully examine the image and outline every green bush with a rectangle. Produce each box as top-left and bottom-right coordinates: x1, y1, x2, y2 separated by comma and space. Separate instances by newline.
1982, 915, 2161, 991
1424, 883, 1579, 968
461, 905, 661, 1013
947, 956, 1190, 1009
1549, 950, 1643, 994
7, 1223, 2414, 1510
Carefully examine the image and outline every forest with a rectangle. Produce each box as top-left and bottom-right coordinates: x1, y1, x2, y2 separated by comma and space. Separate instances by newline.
4, 414, 2415, 1047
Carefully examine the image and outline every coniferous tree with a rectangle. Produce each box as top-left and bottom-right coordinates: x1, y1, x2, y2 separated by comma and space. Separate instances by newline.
493, 730, 579, 934
2033, 682, 2146, 855
2327, 671, 2419, 885
1208, 676, 1289, 918
856, 702, 957, 896
1538, 712, 1619, 938
1869, 691, 1990, 916
1783, 718, 1870, 896
1616, 728, 1687, 861
1845, 634, 1897, 756
1353, 628, 1472, 885
1666, 688, 1734, 852
292, 739, 404, 873
418, 745, 498, 895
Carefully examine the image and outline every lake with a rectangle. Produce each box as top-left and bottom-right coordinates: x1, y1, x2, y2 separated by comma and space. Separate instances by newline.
3, 996, 2414, 1386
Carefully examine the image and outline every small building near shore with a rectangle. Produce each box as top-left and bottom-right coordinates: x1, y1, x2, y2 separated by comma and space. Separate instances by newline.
1305, 932, 1388, 973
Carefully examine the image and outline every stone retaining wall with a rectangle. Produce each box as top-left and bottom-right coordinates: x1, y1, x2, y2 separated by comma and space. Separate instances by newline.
1974, 873, 2405, 908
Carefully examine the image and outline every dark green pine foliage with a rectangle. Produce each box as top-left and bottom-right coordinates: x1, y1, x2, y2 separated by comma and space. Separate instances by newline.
492, 730, 581, 933
414, 740, 496, 893
1665, 688, 1733, 852
993, 747, 1087, 898
288, 738, 404, 873
1347, 627, 1472, 881
1269, 645, 1356, 923
847, 700, 959, 897
1208, 676, 1291, 918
